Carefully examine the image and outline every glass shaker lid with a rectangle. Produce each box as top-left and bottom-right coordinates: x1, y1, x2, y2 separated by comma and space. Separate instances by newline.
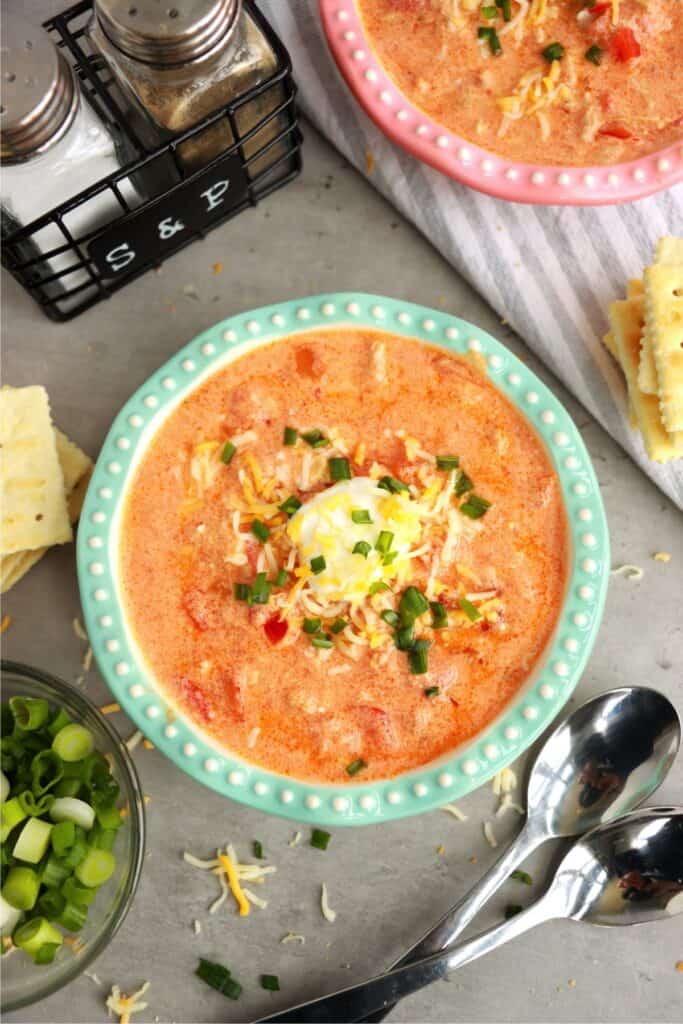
1, 14, 78, 164
93, 0, 240, 66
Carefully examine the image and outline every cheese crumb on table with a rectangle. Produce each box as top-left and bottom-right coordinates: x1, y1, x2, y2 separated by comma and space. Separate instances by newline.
106, 981, 150, 1024
654, 551, 671, 563
610, 563, 644, 581
321, 883, 337, 923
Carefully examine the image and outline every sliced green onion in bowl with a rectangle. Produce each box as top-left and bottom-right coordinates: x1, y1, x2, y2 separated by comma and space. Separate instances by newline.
74, 848, 116, 888
12, 818, 53, 864
52, 724, 94, 763
2, 866, 41, 910
13, 916, 63, 960
49, 797, 95, 831
9, 697, 49, 732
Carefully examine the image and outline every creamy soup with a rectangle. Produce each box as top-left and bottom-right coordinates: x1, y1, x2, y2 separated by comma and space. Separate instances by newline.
121, 329, 568, 783
359, 0, 683, 166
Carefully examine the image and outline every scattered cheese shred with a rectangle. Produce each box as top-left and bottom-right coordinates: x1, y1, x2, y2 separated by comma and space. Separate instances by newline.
653, 551, 671, 563
142, 739, 155, 750
0, 614, 12, 634
496, 793, 525, 818
321, 883, 337, 923
483, 821, 498, 848
288, 831, 302, 848
105, 981, 150, 1024
492, 767, 517, 797
440, 802, 468, 822
72, 616, 88, 641
218, 853, 250, 916
193, 919, 201, 935
281, 932, 306, 945
125, 729, 144, 753
99, 702, 121, 715
610, 563, 644, 581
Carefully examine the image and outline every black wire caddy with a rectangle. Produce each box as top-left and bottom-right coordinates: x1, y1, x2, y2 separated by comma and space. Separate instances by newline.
1, 0, 303, 322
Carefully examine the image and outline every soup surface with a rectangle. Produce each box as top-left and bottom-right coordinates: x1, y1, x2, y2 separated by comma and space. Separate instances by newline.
358, 0, 683, 166
122, 329, 568, 782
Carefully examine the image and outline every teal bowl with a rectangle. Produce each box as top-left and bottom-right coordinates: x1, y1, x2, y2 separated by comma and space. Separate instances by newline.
77, 294, 609, 826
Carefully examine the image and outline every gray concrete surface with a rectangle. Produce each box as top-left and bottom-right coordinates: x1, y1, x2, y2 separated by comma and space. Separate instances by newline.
2, 19, 683, 1019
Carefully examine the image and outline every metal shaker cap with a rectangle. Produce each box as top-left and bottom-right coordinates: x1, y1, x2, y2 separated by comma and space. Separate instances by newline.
1, 14, 78, 164
93, 0, 240, 66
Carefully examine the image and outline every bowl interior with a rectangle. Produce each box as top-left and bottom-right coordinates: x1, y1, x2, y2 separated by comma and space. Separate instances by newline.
319, 0, 683, 205
1, 662, 145, 1013
77, 293, 610, 827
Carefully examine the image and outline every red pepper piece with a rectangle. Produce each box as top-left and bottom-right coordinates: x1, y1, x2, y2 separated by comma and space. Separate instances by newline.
611, 27, 640, 62
264, 615, 288, 645
599, 123, 632, 139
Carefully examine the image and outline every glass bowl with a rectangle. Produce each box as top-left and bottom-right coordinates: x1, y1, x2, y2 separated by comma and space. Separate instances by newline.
1, 661, 146, 1013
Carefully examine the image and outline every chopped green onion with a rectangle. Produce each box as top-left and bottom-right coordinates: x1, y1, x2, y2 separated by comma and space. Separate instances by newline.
369, 581, 390, 595
59, 829, 89, 870
234, 582, 250, 601
74, 848, 115, 888
310, 555, 326, 575
9, 696, 49, 732
353, 540, 371, 558
429, 601, 448, 629
37, 888, 66, 921
95, 803, 122, 831
51, 820, 76, 857
436, 455, 460, 471
454, 469, 474, 497
2, 866, 41, 910
585, 43, 603, 65
460, 493, 491, 519
61, 876, 96, 906
53, 779, 81, 799
329, 457, 352, 481
18, 790, 55, 818
49, 797, 95, 831
279, 495, 302, 517
505, 904, 523, 919
510, 869, 533, 885
249, 572, 272, 606
196, 958, 242, 1000
261, 974, 281, 992
481, 4, 497, 17
351, 509, 373, 524
253, 840, 264, 859
408, 644, 430, 675
384, 556, 397, 572
13, 917, 63, 959
542, 41, 565, 62
478, 25, 502, 54
221, 441, 236, 465
330, 618, 347, 634
283, 426, 298, 446
311, 636, 333, 649
301, 429, 329, 449
380, 609, 400, 627
496, 0, 512, 20
424, 686, 440, 698
377, 475, 409, 494
310, 828, 331, 851
90, 825, 118, 851
31, 749, 64, 795
375, 530, 394, 555
58, 899, 88, 932
0, 797, 27, 842
13, 818, 53, 864
52, 724, 94, 763
274, 569, 289, 587
303, 617, 322, 634
399, 586, 430, 622
34, 942, 61, 964
41, 855, 71, 889
346, 758, 367, 777
47, 709, 71, 738
395, 624, 415, 651
251, 519, 270, 543
459, 597, 482, 622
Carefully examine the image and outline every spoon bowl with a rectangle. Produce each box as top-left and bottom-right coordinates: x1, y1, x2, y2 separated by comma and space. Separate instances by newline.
527, 688, 680, 840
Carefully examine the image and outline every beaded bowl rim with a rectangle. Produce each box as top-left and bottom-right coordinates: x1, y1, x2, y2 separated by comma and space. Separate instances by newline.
319, 0, 683, 206
77, 293, 609, 826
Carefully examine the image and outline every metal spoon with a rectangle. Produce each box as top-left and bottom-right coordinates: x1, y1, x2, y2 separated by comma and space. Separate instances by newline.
360, 685, 680, 1022
262, 808, 683, 1023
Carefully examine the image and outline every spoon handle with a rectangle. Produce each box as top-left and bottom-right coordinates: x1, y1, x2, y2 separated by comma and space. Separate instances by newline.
361, 820, 546, 1022
261, 894, 557, 1024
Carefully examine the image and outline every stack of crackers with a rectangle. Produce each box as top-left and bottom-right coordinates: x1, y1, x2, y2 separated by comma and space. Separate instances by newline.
1, 386, 93, 594
603, 236, 683, 464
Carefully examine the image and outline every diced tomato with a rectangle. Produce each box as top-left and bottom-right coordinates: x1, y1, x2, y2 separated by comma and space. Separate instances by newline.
610, 27, 640, 62
264, 615, 288, 645
182, 588, 223, 631
599, 123, 632, 140
179, 678, 214, 723
589, 2, 610, 15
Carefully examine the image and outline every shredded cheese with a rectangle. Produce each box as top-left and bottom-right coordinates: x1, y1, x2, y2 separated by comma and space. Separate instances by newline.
125, 729, 144, 753
320, 883, 337, 923
653, 552, 671, 563
288, 831, 302, 847
99, 702, 121, 715
0, 614, 11, 634
281, 932, 305, 945
184, 844, 276, 917
105, 982, 150, 1024
610, 563, 644, 581
72, 616, 88, 641
440, 802, 468, 822
483, 821, 498, 848
492, 767, 517, 797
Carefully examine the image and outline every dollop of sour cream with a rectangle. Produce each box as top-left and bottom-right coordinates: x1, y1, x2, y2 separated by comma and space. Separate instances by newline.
287, 477, 423, 603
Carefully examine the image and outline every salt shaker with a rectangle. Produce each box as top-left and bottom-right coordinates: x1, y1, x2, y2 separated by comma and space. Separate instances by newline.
88, 0, 287, 180
0, 14, 137, 309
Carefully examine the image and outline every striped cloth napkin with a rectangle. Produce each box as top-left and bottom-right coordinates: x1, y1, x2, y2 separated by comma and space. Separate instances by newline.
261, 0, 683, 510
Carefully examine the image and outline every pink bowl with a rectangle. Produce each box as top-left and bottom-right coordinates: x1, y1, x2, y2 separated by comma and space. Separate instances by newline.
320, 0, 683, 205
